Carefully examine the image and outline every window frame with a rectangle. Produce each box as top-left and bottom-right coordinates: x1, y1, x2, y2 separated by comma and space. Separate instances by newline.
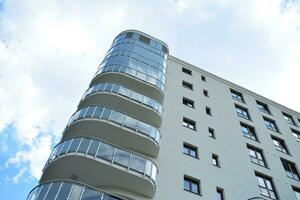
206, 106, 212, 116
230, 89, 244, 103
201, 75, 206, 82
183, 143, 198, 159
208, 127, 215, 139
184, 176, 201, 195
203, 89, 209, 97
216, 187, 225, 200
212, 154, 220, 167
292, 186, 300, 200
182, 97, 195, 108
291, 128, 300, 142
281, 158, 300, 181
240, 122, 258, 142
182, 67, 192, 75
255, 172, 278, 200
182, 81, 193, 90
235, 104, 251, 120
256, 100, 271, 115
271, 135, 289, 155
263, 117, 279, 132
282, 112, 296, 126
247, 145, 267, 168
183, 117, 196, 130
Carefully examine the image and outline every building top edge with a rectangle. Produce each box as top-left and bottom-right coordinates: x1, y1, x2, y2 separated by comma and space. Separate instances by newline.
169, 55, 300, 117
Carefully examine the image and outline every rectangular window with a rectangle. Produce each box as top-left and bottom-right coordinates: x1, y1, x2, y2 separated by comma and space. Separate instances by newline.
235, 105, 250, 120
216, 188, 225, 200
182, 81, 193, 90
255, 173, 277, 199
291, 128, 300, 142
183, 143, 198, 158
247, 145, 267, 167
139, 35, 150, 44
264, 117, 279, 132
183, 118, 196, 130
230, 89, 244, 102
201, 75, 206, 82
240, 123, 258, 141
212, 154, 220, 167
281, 159, 300, 181
257, 101, 271, 115
203, 89, 209, 97
271, 136, 289, 154
182, 67, 192, 75
184, 176, 200, 195
183, 97, 194, 108
282, 112, 296, 126
208, 127, 215, 138
206, 107, 212, 116
293, 186, 300, 200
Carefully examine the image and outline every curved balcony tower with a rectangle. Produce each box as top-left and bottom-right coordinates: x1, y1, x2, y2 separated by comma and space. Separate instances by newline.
27, 30, 168, 200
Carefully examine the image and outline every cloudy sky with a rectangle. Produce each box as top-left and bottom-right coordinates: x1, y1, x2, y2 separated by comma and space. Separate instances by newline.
0, 0, 299, 199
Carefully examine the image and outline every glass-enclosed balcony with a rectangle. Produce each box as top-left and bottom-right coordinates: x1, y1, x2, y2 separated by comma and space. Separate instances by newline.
63, 106, 160, 157
78, 82, 162, 127
41, 137, 158, 198
27, 180, 125, 200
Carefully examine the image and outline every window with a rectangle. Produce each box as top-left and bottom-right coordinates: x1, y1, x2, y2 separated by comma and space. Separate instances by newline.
184, 176, 200, 195
183, 97, 194, 108
182, 67, 192, 75
183, 118, 196, 130
247, 145, 267, 167
203, 89, 209, 97
257, 101, 270, 115
281, 159, 300, 181
212, 154, 220, 167
183, 143, 198, 158
293, 186, 300, 200
255, 173, 277, 199
264, 117, 279, 132
182, 81, 193, 90
282, 112, 296, 126
235, 105, 250, 120
271, 136, 289, 154
208, 127, 215, 138
291, 128, 300, 142
230, 89, 244, 102
206, 107, 212, 116
240, 123, 258, 141
139, 35, 150, 44
201, 75, 206, 82
216, 188, 225, 200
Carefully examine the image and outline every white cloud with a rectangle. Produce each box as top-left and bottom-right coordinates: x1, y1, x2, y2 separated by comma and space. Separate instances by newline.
0, 0, 299, 185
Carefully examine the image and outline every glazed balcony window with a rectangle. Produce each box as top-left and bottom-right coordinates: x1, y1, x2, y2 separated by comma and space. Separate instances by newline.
82, 82, 163, 114
68, 106, 160, 144
46, 137, 158, 183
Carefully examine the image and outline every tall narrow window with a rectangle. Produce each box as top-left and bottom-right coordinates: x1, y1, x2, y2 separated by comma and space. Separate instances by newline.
230, 89, 244, 102
264, 117, 279, 132
291, 128, 300, 142
235, 105, 250, 120
184, 176, 200, 195
212, 154, 220, 167
282, 112, 296, 126
247, 145, 267, 167
281, 159, 300, 181
182, 67, 192, 75
271, 136, 289, 154
182, 81, 193, 90
183, 97, 194, 108
208, 127, 215, 138
203, 89, 209, 97
217, 188, 225, 200
201, 75, 206, 82
183, 143, 198, 158
183, 118, 196, 130
240, 123, 258, 141
293, 186, 300, 200
255, 173, 277, 199
206, 107, 212, 116
256, 101, 271, 115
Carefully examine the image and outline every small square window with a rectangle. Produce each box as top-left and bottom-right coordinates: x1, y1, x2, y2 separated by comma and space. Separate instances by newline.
217, 187, 225, 200
201, 75, 206, 82
206, 107, 212, 116
183, 97, 194, 108
203, 89, 209, 97
230, 89, 244, 102
184, 176, 200, 195
264, 117, 279, 132
183, 143, 198, 158
208, 127, 215, 138
282, 112, 296, 126
183, 118, 196, 130
291, 128, 300, 142
257, 101, 271, 115
182, 81, 193, 90
182, 67, 192, 75
212, 154, 220, 167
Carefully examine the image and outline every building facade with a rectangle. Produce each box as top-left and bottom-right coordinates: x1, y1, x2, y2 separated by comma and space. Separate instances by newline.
27, 30, 300, 200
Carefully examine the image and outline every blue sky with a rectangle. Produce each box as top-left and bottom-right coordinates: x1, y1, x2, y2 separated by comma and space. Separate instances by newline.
0, 0, 300, 199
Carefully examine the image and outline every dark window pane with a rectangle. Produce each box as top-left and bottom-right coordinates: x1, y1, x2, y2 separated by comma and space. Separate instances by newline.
60, 140, 71, 155
78, 138, 91, 154
97, 143, 115, 161
123, 116, 138, 130
56, 182, 72, 199
114, 149, 130, 167
130, 155, 146, 174
44, 182, 61, 200
85, 107, 96, 118
81, 188, 102, 200
87, 140, 100, 156
93, 107, 103, 119
68, 138, 81, 153
110, 111, 124, 125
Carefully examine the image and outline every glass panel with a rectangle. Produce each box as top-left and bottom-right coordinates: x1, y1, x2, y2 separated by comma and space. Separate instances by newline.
101, 108, 111, 120
68, 184, 83, 200
137, 121, 151, 135
191, 182, 199, 194
132, 92, 142, 103
114, 149, 130, 167
93, 107, 103, 119
37, 183, 51, 199
130, 155, 146, 174
123, 116, 137, 130
98, 83, 105, 91
97, 143, 115, 161
85, 107, 96, 118
56, 182, 72, 199
111, 84, 120, 93
81, 188, 102, 200
60, 140, 71, 155
68, 138, 81, 153
102, 194, 122, 200
104, 83, 113, 92
78, 108, 88, 120
87, 140, 100, 156
44, 182, 61, 200
77, 138, 91, 154
257, 176, 266, 187
184, 179, 190, 190
110, 111, 124, 125
119, 86, 131, 97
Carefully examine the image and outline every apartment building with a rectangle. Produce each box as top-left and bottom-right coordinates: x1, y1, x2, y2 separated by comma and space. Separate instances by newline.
27, 30, 300, 200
